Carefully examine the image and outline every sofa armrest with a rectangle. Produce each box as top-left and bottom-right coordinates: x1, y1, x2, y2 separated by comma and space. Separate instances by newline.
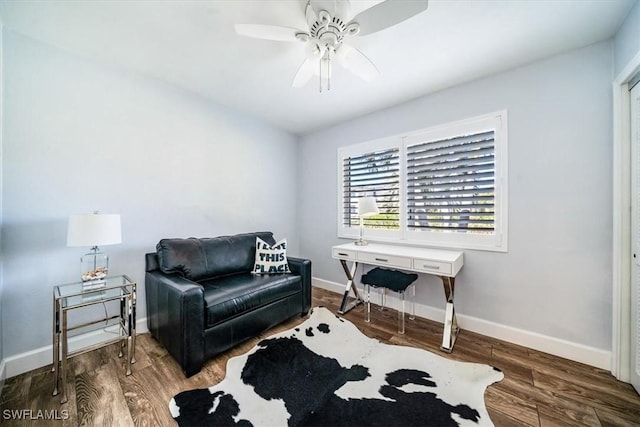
287, 256, 312, 315
145, 270, 205, 376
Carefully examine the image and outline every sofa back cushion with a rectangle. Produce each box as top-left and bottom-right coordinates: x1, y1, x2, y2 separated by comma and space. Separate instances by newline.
157, 232, 275, 281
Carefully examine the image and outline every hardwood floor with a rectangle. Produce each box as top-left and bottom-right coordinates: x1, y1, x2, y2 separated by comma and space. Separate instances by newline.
2, 287, 639, 426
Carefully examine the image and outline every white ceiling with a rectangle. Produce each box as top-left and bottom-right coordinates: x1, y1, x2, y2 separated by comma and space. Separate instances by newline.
1, 0, 636, 135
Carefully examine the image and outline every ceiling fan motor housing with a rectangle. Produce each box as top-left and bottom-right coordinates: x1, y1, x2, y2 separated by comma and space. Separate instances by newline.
310, 11, 359, 51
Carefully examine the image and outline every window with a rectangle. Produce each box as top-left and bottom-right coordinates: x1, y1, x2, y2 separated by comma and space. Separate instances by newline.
338, 111, 508, 252
342, 146, 400, 230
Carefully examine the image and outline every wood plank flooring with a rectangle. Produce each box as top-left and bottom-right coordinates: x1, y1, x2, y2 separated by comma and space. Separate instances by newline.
1, 287, 639, 426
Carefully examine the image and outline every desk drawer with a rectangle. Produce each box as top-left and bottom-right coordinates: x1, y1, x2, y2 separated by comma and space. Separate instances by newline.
332, 248, 357, 260
359, 252, 412, 269
413, 258, 452, 275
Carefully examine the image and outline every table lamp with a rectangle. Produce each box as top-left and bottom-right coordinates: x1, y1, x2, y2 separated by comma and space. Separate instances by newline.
355, 196, 379, 246
67, 212, 122, 288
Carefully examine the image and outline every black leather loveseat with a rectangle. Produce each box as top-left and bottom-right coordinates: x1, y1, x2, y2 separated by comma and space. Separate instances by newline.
145, 232, 311, 376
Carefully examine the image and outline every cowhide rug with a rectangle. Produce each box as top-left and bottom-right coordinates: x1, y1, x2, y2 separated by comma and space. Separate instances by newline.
170, 307, 503, 426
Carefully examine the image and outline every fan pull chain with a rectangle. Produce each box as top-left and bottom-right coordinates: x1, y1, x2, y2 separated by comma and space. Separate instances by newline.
319, 54, 323, 93
327, 49, 331, 91
318, 44, 333, 93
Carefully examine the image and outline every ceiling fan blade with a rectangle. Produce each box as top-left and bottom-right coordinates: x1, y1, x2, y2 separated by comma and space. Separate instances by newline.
309, 0, 351, 20
305, 1, 317, 27
235, 24, 303, 42
349, 0, 428, 36
335, 44, 379, 82
292, 58, 319, 88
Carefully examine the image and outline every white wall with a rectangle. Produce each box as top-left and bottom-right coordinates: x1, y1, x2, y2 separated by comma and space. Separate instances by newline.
298, 41, 614, 361
1, 30, 299, 361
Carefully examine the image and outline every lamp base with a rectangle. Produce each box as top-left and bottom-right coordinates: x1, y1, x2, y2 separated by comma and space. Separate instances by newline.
354, 239, 369, 246
80, 250, 109, 283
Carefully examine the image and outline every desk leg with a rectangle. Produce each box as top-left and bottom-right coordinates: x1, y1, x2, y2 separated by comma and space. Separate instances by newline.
60, 309, 68, 404
337, 260, 363, 315
118, 296, 125, 358
440, 276, 459, 353
131, 283, 137, 364
125, 293, 133, 375
52, 296, 60, 396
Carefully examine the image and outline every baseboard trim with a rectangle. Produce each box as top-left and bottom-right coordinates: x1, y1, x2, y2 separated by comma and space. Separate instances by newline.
4, 318, 148, 379
5, 279, 613, 378
313, 277, 611, 371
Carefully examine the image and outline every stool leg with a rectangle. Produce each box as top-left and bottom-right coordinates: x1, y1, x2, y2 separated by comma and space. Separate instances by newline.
410, 284, 416, 320
379, 287, 386, 311
365, 284, 371, 323
398, 290, 405, 334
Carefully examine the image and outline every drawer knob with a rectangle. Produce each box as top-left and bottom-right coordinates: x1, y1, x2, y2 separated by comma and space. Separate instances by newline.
338, 252, 350, 257
375, 258, 389, 262
424, 264, 440, 270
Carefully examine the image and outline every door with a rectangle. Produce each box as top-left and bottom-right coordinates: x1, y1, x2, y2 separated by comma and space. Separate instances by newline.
631, 76, 640, 393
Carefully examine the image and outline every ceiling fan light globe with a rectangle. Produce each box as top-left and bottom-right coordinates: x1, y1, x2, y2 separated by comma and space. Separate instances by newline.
320, 31, 339, 47
306, 40, 326, 59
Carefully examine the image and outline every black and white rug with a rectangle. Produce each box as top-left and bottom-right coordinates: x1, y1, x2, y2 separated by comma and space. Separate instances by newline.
170, 307, 503, 426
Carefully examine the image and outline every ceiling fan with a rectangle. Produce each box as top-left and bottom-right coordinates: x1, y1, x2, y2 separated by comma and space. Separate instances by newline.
235, 0, 429, 92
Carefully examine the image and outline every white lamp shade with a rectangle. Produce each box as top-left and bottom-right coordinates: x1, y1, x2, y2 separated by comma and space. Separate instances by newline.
357, 197, 379, 218
67, 213, 122, 247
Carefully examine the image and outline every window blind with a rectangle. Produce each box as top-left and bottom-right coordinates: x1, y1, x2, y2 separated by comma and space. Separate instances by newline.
342, 148, 400, 229
406, 130, 495, 233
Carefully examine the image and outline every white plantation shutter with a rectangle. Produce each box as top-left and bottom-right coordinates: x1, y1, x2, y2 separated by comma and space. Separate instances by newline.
406, 131, 496, 233
342, 147, 400, 229
338, 111, 507, 251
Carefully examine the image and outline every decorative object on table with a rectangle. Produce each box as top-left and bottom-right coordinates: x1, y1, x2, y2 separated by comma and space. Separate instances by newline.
66, 211, 121, 289
170, 307, 503, 427
355, 196, 379, 246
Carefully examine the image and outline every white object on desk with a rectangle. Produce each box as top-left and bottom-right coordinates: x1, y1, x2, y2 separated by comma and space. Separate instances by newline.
332, 242, 463, 352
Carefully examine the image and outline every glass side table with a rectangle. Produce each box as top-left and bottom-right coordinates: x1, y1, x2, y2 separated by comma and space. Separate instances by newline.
52, 275, 136, 404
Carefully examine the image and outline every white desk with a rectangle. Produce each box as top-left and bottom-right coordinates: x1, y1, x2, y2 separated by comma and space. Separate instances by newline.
332, 242, 464, 352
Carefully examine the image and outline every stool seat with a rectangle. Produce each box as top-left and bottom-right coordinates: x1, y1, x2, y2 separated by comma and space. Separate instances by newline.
361, 268, 418, 334
361, 268, 418, 291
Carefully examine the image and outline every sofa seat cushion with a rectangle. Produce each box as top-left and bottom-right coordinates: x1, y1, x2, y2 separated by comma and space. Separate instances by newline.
200, 273, 302, 328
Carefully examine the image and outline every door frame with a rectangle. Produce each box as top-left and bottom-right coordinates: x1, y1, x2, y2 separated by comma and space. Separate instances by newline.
612, 51, 640, 381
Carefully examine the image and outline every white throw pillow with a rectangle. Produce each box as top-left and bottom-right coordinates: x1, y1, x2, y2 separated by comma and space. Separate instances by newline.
252, 237, 291, 274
